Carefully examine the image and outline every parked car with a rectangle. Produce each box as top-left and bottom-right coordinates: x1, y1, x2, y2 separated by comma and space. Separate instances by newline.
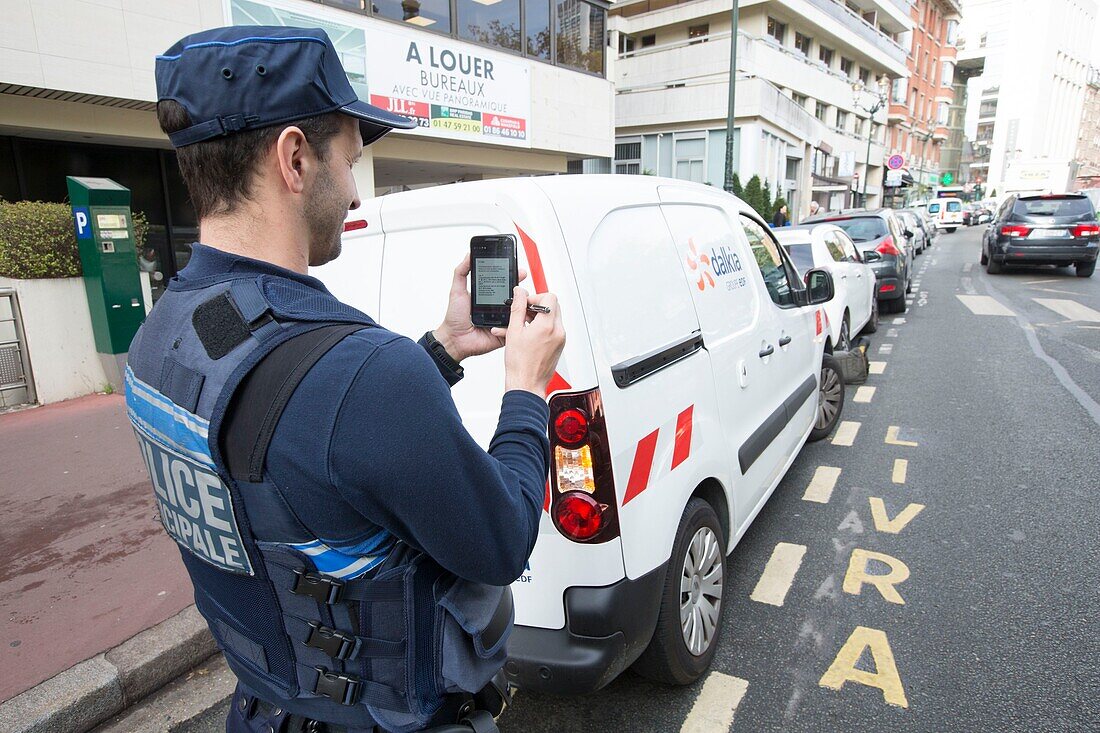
981, 193, 1100, 277
809, 208, 913, 313
316, 175, 843, 695
896, 210, 929, 254
776, 223, 878, 348
962, 205, 974, 226
975, 207, 993, 225
900, 208, 936, 249
927, 197, 964, 232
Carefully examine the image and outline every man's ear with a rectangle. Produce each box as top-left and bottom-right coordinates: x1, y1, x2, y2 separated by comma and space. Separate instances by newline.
275, 125, 309, 195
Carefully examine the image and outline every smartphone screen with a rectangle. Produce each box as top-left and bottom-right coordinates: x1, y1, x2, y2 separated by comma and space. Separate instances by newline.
471, 234, 519, 328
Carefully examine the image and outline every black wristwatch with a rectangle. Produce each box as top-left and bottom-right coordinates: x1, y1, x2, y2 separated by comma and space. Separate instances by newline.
423, 330, 464, 378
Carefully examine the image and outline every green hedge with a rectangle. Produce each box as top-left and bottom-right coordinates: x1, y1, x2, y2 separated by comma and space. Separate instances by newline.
0, 200, 148, 280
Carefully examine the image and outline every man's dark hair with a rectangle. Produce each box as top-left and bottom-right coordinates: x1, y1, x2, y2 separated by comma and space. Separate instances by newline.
157, 100, 344, 219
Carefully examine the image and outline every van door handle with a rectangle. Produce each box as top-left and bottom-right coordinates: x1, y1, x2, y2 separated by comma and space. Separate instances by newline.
759, 344, 775, 358
778, 335, 792, 346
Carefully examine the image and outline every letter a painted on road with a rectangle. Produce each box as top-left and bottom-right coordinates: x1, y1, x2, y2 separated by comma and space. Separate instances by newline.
820, 626, 909, 708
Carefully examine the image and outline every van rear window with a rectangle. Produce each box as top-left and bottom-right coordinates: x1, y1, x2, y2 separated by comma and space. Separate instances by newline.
946, 201, 962, 212
1013, 197, 1094, 217
782, 244, 815, 273
830, 217, 888, 243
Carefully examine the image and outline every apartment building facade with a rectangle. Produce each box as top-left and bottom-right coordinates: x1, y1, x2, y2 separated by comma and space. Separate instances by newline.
609, 0, 912, 219
885, 0, 961, 202
960, 0, 1097, 196
1073, 66, 1100, 190
2, 0, 613, 297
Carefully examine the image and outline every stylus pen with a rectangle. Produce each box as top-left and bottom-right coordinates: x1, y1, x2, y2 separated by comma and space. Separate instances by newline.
526, 304, 551, 314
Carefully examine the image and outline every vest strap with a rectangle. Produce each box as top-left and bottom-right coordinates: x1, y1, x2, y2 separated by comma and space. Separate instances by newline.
290, 570, 404, 605
302, 664, 408, 710
303, 621, 404, 661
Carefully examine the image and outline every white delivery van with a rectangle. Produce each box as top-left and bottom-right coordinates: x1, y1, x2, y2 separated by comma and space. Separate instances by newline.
927, 196, 964, 232
313, 175, 842, 693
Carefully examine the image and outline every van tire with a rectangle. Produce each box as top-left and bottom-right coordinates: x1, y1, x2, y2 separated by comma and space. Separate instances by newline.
808, 353, 844, 442
631, 498, 725, 686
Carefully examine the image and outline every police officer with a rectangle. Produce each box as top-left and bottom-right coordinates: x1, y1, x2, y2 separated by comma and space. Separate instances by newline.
127, 26, 565, 733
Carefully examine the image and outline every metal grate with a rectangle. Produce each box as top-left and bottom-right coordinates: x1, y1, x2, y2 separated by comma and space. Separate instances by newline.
0, 344, 23, 385
0, 291, 34, 407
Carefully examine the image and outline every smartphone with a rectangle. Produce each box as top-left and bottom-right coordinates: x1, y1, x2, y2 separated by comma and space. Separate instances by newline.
470, 234, 519, 328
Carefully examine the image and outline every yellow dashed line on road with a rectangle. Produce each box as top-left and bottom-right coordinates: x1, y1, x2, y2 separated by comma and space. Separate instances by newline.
853, 386, 876, 403
680, 672, 750, 733
803, 466, 842, 503
885, 426, 918, 447
892, 458, 908, 484
750, 542, 807, 607
832, 421, 861, 446
868, 361, 886, 374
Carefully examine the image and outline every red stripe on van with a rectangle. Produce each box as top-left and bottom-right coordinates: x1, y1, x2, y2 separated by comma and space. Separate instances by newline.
544, 480, 551, 513
545, 372, 571, 397
623, 429, 660, 506
515, 224, 548, 294
671, 405, 694, 470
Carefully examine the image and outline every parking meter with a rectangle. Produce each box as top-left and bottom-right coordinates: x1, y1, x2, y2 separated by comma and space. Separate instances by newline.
66, 176, 145, 392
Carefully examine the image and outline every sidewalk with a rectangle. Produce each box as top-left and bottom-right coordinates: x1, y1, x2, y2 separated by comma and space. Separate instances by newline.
0, 394, 194, 703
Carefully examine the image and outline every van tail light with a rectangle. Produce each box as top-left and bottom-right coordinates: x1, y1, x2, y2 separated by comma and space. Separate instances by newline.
876, 236, 901, 257
548, 389, 619, 543
1072, 224, 1100, 238
1001, 225, 1031, 238
343, 219, 368, 232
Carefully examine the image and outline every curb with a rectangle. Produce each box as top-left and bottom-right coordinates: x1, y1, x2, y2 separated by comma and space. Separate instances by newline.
0, 605, 218, 733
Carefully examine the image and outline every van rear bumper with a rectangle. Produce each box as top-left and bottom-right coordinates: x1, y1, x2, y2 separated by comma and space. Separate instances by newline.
503, 565, 665, 695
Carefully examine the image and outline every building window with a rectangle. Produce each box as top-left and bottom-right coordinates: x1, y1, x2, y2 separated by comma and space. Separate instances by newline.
815, 101, 828, 122
674, 137, 705, 183
523, 0, 550, 59
946, 18, 959, 45
840, 57, 853, 77
616, 163, 641, 174
792, 92, 808, 107
937, 102, 949, 126
818, 45, 834, 66
618, 34, 635, 54
688, 23, 709, 42
835, 109, 848, 130
891, 77, 907, 104
641, 33, 656, 47
859, 67, 870, 85
766, 17, 786, 44
795, 32, 812, 56
978, 99, 998, 118
615, 139, 641, 174
556, 0, 605, 75
979, 32, 987, 47
941, 60, 954, 87
373, 0, 452, 31
458, 0, 521, 51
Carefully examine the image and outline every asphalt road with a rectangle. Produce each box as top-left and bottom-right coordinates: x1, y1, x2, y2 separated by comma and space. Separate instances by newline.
178, 226, 1100, 732
497, 225, 1100, 732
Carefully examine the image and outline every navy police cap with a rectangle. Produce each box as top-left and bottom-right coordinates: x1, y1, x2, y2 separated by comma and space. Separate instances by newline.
155, 26, 416, 148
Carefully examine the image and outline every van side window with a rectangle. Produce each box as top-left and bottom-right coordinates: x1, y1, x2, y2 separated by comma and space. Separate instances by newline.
740, 215, 796, 307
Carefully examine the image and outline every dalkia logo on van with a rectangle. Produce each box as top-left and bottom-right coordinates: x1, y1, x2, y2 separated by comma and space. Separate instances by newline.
686, 239, 743, 291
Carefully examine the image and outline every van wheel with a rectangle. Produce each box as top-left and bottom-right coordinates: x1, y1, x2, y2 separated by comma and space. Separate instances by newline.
632, 499, 725, 686
809, 354, 844, 442
947, 227, 957, 233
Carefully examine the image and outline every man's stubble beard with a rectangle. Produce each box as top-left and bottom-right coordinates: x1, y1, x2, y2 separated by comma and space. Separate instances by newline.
306, 164, 347, 268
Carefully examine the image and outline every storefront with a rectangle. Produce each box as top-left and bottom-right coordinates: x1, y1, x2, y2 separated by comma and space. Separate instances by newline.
1, 0, 613, 296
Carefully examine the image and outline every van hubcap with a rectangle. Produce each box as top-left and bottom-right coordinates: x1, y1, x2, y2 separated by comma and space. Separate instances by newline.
680, 526, 723, 656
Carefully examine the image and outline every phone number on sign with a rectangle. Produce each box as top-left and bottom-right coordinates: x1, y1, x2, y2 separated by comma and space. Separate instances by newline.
484, 127, 527, 140
431, 118, 482, 134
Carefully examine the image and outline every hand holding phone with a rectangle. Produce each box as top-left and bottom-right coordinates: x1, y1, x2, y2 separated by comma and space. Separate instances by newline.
470, 235, 520, 328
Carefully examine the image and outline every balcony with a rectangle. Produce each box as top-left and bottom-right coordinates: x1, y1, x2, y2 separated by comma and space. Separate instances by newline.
802, 0, 909, 68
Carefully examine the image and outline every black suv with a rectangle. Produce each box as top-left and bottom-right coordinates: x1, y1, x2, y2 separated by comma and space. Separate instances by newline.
981, 193, 1100, 277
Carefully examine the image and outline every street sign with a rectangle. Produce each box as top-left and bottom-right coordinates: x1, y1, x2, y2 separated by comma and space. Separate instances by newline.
887, 154, 905, 170
885, 169, 904, 187
941, 172, 955, 185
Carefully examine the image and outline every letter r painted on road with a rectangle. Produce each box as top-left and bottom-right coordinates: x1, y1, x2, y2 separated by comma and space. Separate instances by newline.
843, 548, 910, 605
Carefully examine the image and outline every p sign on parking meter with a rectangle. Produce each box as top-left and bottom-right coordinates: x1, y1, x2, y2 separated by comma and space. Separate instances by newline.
73, 207, 92, 240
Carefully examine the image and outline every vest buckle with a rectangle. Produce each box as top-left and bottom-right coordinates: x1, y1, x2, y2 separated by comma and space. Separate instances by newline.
292, 570, 345, 604
313, 667, 362, 706
305, 622, 357, 660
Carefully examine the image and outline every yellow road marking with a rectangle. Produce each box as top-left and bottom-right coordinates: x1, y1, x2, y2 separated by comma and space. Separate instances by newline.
820, 626, 909, 708
832, 421, 861, 446
892, 458, 908, 484
885, 426, 918, 447
853, 386, 876, 403
803, 466, 842, 503
843, 548, 910, 605
750, 542, 807, 607
680, 672, 750, 733
869, 497, 925, 534
868, 361, 886, 374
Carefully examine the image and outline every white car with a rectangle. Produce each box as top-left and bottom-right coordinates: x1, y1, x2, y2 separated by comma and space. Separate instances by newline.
314, 175, 842, 695
775, 223, 879, 349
